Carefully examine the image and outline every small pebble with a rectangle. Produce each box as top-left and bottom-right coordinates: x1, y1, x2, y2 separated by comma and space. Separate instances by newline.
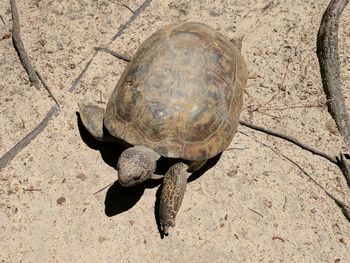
226, 169, 237, 178
76, 173, 86, 181
57, 197, 66, 205
98, 236, 107, 243
2, 32, 11, 39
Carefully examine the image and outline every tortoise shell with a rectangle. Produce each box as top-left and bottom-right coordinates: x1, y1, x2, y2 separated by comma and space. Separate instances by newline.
104, 22, 248, 161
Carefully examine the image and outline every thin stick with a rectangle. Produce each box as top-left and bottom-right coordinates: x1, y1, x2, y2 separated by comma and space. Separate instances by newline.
93, 182, 114, 195
68, 58, 94, 92
23, 188, 41, 192
249, 55, 291, 113
0, 106, 58, 170
247, 207, 264, 218
278, 55, 292, 89
11, 0, 60, 107
317, 0, 350, 150
0, 15, 5, 26
69, 0, 151, 93
108, 0, 135, 13
10, 0, 41, 89
94, 47, 131, 62
239, 120, 338, 164
264, 104, 323, 111
111, 0, 152, 41
241, 131, 350, 223
283, 196, 287, 210
36, 70, 60, 108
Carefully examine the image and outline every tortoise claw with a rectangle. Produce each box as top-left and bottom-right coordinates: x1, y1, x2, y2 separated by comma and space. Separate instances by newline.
151, 174, 164, 180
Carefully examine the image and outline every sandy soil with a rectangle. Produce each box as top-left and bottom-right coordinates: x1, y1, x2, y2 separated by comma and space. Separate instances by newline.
1, 0, 350, 262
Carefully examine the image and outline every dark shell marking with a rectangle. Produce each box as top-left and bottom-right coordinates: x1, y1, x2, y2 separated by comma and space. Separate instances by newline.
104, 22, 248, 160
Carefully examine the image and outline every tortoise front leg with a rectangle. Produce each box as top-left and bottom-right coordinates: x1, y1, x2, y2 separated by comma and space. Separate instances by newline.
159, 162, 190, 235
78, 102, 105, 141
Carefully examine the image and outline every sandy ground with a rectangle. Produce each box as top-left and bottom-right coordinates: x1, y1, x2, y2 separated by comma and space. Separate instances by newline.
1, 0, 350, 262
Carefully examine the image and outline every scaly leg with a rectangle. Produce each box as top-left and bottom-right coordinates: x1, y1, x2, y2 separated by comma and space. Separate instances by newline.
159, 162, 189, 235
78, 102, 105, 141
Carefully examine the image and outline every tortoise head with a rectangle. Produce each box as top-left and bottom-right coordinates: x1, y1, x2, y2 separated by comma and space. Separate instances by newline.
117, 146, 161, 187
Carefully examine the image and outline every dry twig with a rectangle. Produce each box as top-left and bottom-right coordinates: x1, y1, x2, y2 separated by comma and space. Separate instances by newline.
94, 47, 131, 62
247, 207, 264, 218
36, 70, 60, 108
249, 55, 291, 113
11, 0, 59, 107
111, 0, 152, 41
239, 120, 337, 164
240, 131, 350, 223
0, 106, 58, 170
0, 15, 6, 26
240, 120, 350, 188
93, 182, 114, 195
10, 0, 41, 89
23, 188, 42, 192
69, 0, 152, 92
68, 58, 93, 92
108, 0, 135, 13
317, 0, 350, 150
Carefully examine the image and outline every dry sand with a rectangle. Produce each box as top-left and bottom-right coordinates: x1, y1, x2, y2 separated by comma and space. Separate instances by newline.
1, 0, 350, 262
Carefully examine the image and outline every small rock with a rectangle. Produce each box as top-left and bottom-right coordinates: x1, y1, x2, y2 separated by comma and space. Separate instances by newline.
38, 39, 47, 46
300, 94, 308, 100
262, 171, 270, 176
209, 9, 221, 17
253, 49, 263, 56
226, 169, 238, 178
339, 238, 346, 245
67, 119, 75, 130
69, 63, 76, 69
57, 197, 66, 205
98, 236, 107, 243
2, 32, 11, 39
325, 119, 338, 135
76, 173, 86, 181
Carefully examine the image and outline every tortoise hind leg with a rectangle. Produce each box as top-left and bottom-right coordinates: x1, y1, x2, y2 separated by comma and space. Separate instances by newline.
159, 162, 189, 235
78, 102, 105, 141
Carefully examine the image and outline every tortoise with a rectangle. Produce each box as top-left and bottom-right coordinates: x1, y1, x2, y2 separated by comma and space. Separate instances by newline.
79, 22, 248, 235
